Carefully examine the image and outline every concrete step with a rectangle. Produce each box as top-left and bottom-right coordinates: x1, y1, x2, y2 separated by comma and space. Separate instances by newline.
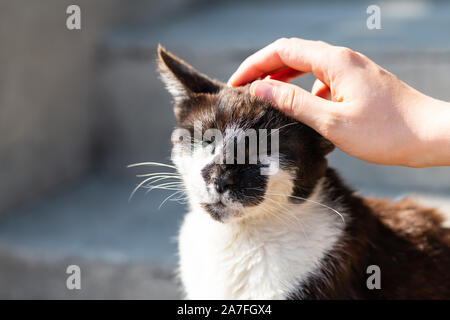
0, 249, 180, 299
0, 174, 184, 299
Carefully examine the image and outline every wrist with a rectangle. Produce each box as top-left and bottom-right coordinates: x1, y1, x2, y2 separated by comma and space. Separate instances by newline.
406, 94, 450, 167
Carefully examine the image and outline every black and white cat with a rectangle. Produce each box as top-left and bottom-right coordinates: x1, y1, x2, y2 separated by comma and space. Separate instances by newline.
154, 45, 450, 299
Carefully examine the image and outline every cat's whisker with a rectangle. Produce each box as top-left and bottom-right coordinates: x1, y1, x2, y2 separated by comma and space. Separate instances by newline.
170, 195, 189, 203
240, 192, 306, 238
158, 190, 184, 209
144, 182, 184, 193
128, 175, 164, 201
136, 172, 181, 178
261, 204, 294, 229
242, 194, 294, 228
136, 177, 181, 189
127, 161, 183, 201
142, 176, 182, 186
146, 181, 184, 188
267, 192, 345, 224
143, 186, 183, 191
267, 122, 297, 137
245, 187, 345, 224
129, 174, 183, 201
257, 195, 304, 227
257, 195, 309, 239
127, 162, 177, 170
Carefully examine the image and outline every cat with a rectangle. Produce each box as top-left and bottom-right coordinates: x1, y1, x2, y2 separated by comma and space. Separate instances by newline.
153, 45, 450, 299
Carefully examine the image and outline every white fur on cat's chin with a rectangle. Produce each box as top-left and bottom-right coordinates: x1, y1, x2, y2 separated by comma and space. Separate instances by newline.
177, 170, 346, 300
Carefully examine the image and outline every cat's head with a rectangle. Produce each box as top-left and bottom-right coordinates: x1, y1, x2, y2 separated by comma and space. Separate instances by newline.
157, 45, 334, 222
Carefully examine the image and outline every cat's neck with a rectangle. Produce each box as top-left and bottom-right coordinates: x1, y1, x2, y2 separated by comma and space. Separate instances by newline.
287, 168, 380, 299
182, 170, 351, 299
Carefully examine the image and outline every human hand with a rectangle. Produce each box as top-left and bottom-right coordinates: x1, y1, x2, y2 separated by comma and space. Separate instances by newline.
228, 38, 450, 168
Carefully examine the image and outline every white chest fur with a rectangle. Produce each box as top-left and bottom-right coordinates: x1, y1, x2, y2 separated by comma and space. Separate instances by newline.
177, 182, 346, 300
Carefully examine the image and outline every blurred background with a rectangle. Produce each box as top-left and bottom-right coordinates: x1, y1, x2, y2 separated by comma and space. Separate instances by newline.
0, 0, 449, 299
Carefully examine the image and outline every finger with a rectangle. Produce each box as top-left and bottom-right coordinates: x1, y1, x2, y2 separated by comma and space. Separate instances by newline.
268, 68, 305, 83
250, 79, 335, 136
311, 79, 331, 100
228, 38, 332, 87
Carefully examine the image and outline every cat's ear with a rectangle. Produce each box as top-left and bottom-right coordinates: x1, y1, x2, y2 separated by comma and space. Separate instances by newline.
157, 44, 222, 103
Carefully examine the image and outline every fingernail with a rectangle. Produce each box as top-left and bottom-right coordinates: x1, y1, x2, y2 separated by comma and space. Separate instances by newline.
250, 81, 274, 101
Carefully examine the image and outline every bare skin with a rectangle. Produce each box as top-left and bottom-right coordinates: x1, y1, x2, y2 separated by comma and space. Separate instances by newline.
228, 38, 450, 168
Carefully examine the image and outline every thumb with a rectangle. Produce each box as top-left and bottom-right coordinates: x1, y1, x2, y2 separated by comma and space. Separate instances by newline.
250, 79, 334, 134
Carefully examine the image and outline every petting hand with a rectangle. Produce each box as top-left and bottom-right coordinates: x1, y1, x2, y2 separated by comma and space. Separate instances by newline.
228, 38, 450, 168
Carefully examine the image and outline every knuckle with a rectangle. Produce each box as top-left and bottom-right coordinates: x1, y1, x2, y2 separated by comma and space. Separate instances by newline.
281, 87, 303, 115
273, 38, 292, 62
273, 37, 290, 49
275, 37, 289, 44
315, 40, 329, 47
319, 112, 340, 138
291, 88, 304, 111
333, 46, 359, 63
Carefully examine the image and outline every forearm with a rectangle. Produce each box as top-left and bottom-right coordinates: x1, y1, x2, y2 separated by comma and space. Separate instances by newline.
409, 95, 450, 168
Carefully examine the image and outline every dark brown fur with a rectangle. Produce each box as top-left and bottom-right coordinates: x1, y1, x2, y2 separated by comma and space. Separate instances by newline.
289, 169, 450, 299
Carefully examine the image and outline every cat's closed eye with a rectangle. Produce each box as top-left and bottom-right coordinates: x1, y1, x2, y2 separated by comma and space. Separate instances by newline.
202, 137, 216, 153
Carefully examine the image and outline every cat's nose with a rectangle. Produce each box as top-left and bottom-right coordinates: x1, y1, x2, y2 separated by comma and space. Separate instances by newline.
214, 176, 234, 193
